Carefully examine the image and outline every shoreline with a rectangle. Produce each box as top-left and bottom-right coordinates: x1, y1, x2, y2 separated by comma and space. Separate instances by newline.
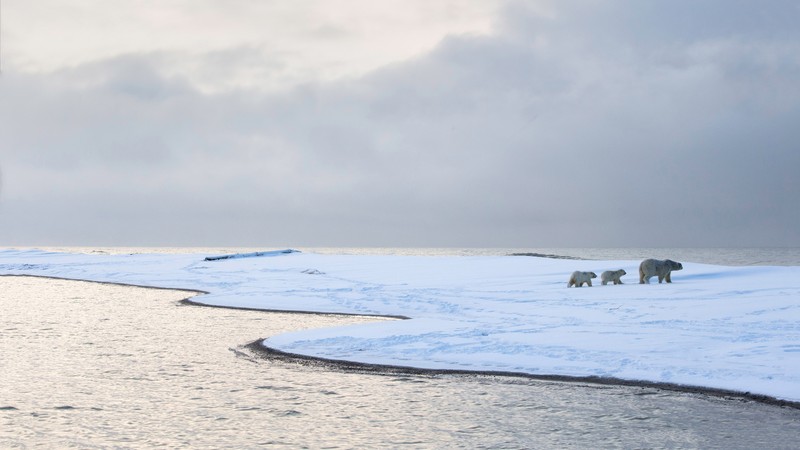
4, 274, 800, 410
179, 298, 412, 320
0, 273, 211, 296
246, 341, 800, 410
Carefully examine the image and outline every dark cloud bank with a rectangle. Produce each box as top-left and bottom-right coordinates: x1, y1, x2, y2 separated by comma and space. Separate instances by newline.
1, 0, 799, 247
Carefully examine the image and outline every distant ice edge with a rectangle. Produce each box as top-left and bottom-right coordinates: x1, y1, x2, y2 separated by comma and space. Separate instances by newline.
204, 249, 300, 261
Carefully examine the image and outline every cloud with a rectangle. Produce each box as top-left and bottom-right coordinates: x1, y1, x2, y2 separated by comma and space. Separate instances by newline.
5, 0, 497, 92
1, 0, 799, 247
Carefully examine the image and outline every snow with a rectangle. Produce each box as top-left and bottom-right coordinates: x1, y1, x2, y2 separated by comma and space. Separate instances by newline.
2, 248, 799, 401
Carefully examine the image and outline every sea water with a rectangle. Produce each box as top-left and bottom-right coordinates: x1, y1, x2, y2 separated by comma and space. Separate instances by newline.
32, 246, 800, 266
2, 248, 800, 448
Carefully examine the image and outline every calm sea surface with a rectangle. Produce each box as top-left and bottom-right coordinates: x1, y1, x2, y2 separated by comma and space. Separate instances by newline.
2, 248, 800, 448
30, 246, 800, 266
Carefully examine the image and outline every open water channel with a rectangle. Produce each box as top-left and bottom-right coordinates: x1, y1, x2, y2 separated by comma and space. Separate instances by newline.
2, 273, 800, 448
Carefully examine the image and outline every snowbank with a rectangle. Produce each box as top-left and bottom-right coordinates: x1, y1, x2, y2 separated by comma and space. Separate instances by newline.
2, 248, 798, 402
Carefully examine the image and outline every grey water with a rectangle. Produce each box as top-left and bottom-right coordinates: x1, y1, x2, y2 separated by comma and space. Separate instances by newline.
37, 245, 800, 266
2, 248, 800, 448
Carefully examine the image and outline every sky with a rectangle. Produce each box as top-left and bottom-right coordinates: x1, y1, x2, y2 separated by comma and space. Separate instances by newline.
1, 0, 799, 248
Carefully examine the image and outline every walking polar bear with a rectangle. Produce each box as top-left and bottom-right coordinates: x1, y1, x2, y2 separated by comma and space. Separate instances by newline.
601, 269, 626, 285
568, 271, 597, 287
639, 259, 683, 284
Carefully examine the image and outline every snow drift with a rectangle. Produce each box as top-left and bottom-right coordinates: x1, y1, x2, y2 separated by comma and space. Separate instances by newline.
2, 248, 798, 402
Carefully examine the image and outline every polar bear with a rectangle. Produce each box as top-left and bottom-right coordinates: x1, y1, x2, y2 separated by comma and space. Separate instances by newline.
601, 269, 626, 285
639, 259, 683, 284
568, 271, 597, 287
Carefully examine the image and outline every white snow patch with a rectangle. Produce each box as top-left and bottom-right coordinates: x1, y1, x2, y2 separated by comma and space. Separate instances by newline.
2, 249, 799, 401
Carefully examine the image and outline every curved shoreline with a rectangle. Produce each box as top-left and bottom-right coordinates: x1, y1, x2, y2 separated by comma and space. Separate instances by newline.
5, 274, 799, 410
0, 274, 211, 296
179, 298, 411, 320
246, 341, 800, 410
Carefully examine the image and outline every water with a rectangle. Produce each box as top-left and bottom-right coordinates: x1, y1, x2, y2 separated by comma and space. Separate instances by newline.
33, 246, 800, 266
2, 248, 800, 448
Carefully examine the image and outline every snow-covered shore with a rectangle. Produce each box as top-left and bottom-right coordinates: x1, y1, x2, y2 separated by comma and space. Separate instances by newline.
2, 248, 799, 402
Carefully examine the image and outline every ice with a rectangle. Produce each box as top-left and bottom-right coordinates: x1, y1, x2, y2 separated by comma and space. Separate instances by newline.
2, 248, 798, 401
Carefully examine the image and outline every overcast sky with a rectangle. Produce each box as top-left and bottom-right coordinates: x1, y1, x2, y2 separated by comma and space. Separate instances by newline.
1, 1, 799, 248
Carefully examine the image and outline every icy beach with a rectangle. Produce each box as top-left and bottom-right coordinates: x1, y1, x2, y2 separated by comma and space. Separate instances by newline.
2, 248, 798, 402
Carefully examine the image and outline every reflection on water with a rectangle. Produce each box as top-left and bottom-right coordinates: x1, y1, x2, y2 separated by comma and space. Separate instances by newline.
2, 276, 800, 448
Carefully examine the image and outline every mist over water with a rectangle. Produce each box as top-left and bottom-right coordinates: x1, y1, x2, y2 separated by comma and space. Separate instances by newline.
23, 246, 800, 266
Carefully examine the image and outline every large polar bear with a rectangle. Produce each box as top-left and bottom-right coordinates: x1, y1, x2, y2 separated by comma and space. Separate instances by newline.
639, 259, 683, 284
601, 269, 626, 285
568, 271, 597, 287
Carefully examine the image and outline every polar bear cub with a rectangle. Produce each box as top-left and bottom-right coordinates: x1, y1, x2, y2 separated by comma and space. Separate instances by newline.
600, 269, 626, 285
568, 271, 597, 287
